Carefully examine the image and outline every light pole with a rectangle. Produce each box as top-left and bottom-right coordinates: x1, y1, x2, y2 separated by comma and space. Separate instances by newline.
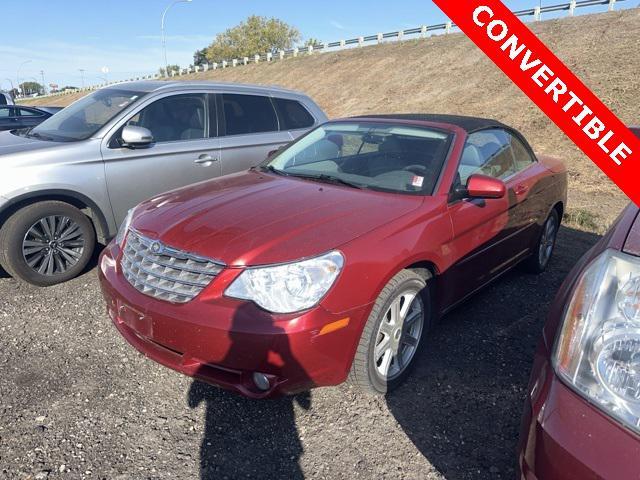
161, 0, 192, 74
40, 70, 47, 95
78, 69, 85, 89
101, 66, 110, 84
17, 59, 32, 97
4, 78, 14, 95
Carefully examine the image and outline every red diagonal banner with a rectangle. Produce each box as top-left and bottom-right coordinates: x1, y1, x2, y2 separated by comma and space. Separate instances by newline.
432, 0, 640, 205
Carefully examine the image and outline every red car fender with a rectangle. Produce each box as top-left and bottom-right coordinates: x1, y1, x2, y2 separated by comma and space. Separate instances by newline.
321, 197, 453, 316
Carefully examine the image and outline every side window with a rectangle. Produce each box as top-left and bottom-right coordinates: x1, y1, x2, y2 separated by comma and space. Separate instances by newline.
19, 108, 40, 117
510, 134, 536, 171
458, 129, 516, 184
273, 98, 315, 130
126, 94, 207, 143
0, 107, 11, 118
222, 94, 278, 136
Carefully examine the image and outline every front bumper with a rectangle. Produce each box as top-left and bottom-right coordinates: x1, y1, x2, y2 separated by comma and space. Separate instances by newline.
517, 340, 640, 480
98, 242, 371, 398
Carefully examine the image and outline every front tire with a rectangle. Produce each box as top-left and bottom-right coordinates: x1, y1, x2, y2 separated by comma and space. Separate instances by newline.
348, 270, 431, 395
0, 201, 96, 286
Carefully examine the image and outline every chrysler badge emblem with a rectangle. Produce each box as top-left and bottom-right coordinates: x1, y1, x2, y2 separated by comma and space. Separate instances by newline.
150, 241, 163, 255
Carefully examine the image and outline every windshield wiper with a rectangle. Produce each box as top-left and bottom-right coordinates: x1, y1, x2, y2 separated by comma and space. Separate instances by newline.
285, 172, 366, 189
26, 131, 55, 141
258, 165, 293, 176
259, 166, 365, 189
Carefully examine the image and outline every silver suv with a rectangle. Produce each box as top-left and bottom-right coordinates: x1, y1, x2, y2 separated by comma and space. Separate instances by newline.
0, 81, 327, 285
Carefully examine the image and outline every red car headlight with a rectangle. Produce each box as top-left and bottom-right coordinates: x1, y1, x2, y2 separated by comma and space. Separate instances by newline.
225, 251, 344, 314
554, 249, 640, 434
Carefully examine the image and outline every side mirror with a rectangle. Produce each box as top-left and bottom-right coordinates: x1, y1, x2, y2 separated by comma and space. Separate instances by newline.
454, 174, 506, 200
121, 125, 154, 149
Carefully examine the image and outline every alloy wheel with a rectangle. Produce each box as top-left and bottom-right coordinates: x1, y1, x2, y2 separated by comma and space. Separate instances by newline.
22, 215, 85, 276
373, 289, 424, 381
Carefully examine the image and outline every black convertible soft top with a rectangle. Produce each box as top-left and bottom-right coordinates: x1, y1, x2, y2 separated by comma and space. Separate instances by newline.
352, 114, 510, 133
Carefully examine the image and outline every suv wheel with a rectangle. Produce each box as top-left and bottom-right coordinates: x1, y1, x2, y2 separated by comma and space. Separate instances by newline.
348, 269, 432, 394
0, 201, 96, 286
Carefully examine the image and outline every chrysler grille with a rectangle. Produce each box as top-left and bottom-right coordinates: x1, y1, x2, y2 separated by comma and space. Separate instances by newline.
121, 230, 224, 303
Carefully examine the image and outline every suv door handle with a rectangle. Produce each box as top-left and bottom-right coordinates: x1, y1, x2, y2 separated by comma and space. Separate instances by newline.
194, 154, 218, 165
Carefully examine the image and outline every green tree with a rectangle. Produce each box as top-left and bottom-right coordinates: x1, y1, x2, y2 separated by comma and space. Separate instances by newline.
304, 38, 322, 48
158, 64, 181, 77
19, 81, 43, 96
193, 48, 208, 66
204, 15, 300, 62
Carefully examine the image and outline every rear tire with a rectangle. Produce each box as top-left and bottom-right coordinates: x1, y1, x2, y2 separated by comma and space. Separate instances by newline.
348, 269, 431, 395
522, 209, 559, 274
0, 201, 95, 286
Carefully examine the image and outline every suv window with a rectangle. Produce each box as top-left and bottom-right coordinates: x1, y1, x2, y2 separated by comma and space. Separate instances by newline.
0, 107, 11, 118
127, 94, 207, 143
458, 128, 517, 184
274, 98, 315, 130
19, 108, 40, 117
510, 133, 536, 171
222, 94, 278, 135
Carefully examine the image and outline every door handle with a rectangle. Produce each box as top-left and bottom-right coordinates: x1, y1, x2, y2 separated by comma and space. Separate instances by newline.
514, 184, 529, 196
194, 154, 218, 165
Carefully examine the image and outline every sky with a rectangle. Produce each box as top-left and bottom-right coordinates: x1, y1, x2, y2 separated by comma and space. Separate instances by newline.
0, 0, 632, 91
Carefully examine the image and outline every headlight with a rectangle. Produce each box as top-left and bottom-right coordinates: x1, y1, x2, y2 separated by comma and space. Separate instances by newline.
553, 249, 640, 434
225, 251, 344, 314
115, 208, 134, 248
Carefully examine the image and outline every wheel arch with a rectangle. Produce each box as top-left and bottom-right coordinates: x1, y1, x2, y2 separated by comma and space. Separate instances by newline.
0, 190, 111, 244
405, 260, 438, 281
356, 258, 441, 321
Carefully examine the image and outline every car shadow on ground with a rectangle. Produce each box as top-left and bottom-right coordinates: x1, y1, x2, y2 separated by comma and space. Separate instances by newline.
385, 225, 601, 479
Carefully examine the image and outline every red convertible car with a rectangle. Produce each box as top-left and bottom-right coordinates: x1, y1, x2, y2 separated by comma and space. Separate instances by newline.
99, 114, 567, 398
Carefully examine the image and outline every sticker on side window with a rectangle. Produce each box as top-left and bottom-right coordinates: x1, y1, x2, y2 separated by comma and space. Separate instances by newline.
411, 176, 424, 188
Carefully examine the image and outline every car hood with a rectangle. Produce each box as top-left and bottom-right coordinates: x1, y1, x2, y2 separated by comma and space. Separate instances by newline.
132, 170, 424, 266
0, 129, 59, 156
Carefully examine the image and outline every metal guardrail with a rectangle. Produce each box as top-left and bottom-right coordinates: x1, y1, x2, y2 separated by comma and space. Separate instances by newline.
30, 0, 628, 99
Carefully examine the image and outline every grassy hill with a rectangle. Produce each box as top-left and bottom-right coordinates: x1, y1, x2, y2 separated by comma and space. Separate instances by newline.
25, 9, 640, 231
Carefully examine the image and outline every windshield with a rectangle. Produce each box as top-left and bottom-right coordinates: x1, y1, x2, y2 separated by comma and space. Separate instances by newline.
266, 122, 453, 194
29, 88, 145, 142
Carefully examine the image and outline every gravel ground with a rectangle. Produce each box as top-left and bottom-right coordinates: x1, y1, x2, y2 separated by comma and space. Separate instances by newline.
0, 226, 600, 480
